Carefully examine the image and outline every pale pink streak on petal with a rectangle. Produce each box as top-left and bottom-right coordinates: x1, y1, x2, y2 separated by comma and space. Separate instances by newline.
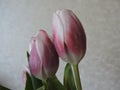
29, 39, 41, 76
35, 30, 46, 79
35, 30, 44, 62
52, 13, 67, 60
29, 37, 36, 54
22, 70, 27, 84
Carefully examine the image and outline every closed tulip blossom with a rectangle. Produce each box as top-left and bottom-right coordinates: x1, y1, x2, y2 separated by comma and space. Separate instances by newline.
52, 9, 86, 64
29, 30, 59, 80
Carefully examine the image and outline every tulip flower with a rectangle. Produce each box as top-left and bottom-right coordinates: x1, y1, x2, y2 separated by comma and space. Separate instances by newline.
29, 30, 59, 80
52, 9, 86, 64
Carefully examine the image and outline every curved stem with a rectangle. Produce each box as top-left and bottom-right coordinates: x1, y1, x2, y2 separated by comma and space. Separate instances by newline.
71, 64, 82, 90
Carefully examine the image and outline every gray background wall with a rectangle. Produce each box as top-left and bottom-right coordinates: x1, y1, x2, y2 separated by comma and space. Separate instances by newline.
0, 0, 120, 90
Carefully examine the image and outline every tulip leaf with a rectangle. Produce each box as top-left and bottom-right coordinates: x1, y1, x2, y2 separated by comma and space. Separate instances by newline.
25, 73, 34, 90
36, 86, 45, 90
26, 51, 30, 61
31, 74, 43, 90
46, 76, 66, 90
25, 72, 43, 90
64, 63, 76, 90
0, 85, 10, 90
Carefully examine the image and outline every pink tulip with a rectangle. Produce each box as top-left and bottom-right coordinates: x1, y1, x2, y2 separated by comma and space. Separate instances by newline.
52, 9, 86, 64
29, 30, 59, 80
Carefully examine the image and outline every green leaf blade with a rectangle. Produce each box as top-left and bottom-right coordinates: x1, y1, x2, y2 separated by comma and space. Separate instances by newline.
31, 74, 43, 90
25, 73, 34, 90
46, 76, 66, 90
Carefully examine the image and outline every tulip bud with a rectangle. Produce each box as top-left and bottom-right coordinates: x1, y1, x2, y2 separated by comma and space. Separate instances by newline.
52, 9, 86, 64
29, 30, 59, 80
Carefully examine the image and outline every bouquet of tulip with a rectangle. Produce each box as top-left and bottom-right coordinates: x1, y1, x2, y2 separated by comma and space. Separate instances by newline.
0, 9, 86, 90
23, 9, 86, 90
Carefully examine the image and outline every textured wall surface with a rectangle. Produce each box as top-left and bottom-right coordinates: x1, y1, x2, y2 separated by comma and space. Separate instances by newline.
0, 0, 120, 90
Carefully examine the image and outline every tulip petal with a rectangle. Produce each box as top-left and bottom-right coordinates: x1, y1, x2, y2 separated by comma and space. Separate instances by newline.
36, 30, 59, 80
59, 10, 86, 64
52, 13, 68, 61
29, 39, 41, 76
68, 11, 86, 59
42, 35, 59, 77
53, 9, 86, 64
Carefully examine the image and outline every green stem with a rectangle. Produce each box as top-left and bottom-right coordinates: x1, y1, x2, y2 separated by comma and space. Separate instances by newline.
71, 64, 82, 90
